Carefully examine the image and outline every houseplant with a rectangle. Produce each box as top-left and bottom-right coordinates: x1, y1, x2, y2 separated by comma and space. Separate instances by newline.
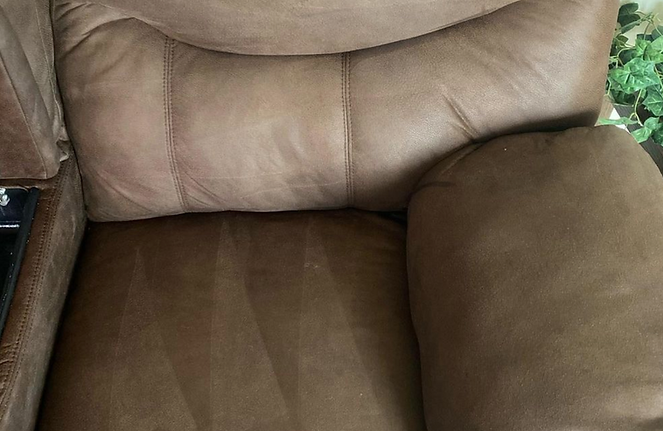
603, 2, 663, 146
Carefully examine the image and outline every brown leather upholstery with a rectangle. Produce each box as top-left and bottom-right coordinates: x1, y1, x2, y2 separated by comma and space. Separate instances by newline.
0, 2, 63, 179
53, 0, 616, 221
0, 156, 85, 431
38, 210, 425, 431
7, 0, 660, 429
52, 0, 521, 55
408, 126, 663, 430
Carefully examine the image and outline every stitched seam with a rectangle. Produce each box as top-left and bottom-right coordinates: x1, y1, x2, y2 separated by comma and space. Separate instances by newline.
341, 54, 349, 205
0, 158, 71, 417
0, 50, 48, 178
0, 161, 68, 400
168, 39, 188, 209
346, 52, 355, 206
341, 53, 354, 206
33, 0, 63, 136
163, 37, 187, 211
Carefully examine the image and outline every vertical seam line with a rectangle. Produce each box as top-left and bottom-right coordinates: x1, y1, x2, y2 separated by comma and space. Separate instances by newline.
341, 52, 354, 206
34, 0, 63, 136
341, 54, 349, 205
163, 37, 187, 212
347, 52, 355, 205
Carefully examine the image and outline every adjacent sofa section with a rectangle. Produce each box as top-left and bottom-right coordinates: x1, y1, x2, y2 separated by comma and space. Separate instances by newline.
0, 1, 83, 429
0, 0, 64, 179
0, 155, 86, 431
408, 126, 663, 430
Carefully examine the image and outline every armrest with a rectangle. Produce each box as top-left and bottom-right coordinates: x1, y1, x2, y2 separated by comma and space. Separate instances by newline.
0, 1, 64, 179
0, 154, 85, 431
407, 126, 663, 430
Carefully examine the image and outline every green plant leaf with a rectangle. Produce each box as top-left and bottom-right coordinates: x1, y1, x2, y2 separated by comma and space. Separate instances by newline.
609, 58, 661, 94
598, 117, 638, 126
632, 117, 662, 143
651, 36, 663, 51
645, 42, 663, 62
620, 48, 639, 64
644, 116, 661, 130
609, 67, 631, 87
620, 15, 642, 32
653, 127, 663, 145
618, 3, 641, 31
636, 39, 650, 56
609, 89, 637, 106
647, 37, 663, 62
653, 25, 663, 40
619, 3, 639, 17
624, 22, 642, 33
632, 126, 653, 142
644, 89, 663, 115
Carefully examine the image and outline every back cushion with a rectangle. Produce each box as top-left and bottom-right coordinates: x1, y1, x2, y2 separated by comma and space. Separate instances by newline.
54, 0, 616, 221
57, 0, 522, 55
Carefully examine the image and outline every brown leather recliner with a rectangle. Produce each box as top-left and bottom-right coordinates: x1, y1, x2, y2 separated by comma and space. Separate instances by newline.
2, 0, 663, 430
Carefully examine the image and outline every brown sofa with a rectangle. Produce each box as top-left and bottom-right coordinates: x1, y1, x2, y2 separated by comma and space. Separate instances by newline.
3, 0, 663, 430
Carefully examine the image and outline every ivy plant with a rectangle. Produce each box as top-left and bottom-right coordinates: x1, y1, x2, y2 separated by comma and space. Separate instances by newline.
602, 3, 663, 145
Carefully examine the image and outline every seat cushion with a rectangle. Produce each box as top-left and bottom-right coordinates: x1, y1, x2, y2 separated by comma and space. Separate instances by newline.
38, 210, 425, 431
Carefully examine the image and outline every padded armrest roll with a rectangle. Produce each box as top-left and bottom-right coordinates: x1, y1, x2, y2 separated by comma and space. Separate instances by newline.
0, 155, 85, 431
407, 126, 663, 430
0, 2, 64, 179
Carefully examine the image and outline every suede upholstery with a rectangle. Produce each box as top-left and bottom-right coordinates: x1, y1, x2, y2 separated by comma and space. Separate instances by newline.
408, 126, 663, 430
6, 0, 662, 429
53, 0, 616, 221
51, 0, 521, 55
0, 0, 61, 132
38, 210, 424, 431
0, 2, 63, 179
0, 156, 86, 431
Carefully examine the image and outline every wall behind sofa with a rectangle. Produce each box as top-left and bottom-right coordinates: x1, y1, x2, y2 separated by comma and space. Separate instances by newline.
631, 0, 663, 14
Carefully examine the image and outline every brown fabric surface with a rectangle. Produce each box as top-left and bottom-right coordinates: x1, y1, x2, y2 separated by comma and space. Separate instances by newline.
53, 0, 616, 221
53, 0, 520, 55
0, 156, 86, 431
38, 210, 425, 431
350, 0, 617, 209
0, 5, 62, 179
0, 0, 62, 135
408, 126, 663, 430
